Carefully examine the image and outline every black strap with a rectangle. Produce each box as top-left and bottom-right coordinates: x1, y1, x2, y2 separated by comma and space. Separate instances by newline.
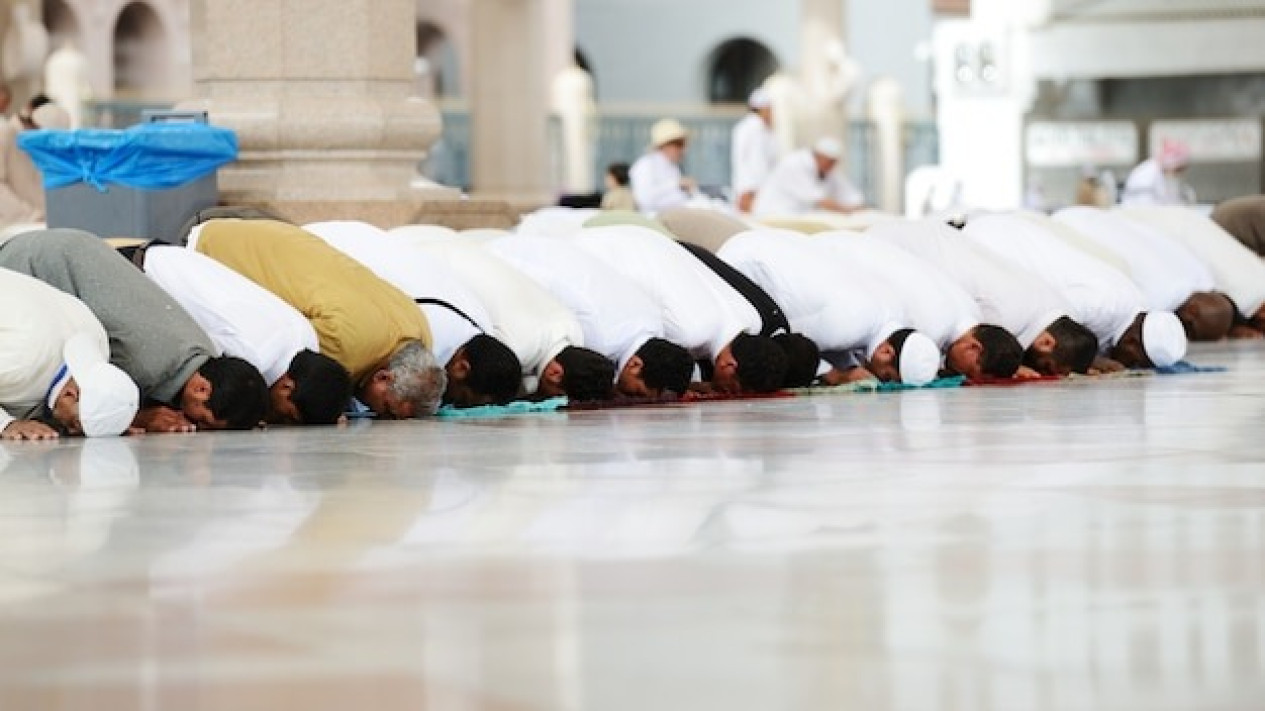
414, 297, 484, 333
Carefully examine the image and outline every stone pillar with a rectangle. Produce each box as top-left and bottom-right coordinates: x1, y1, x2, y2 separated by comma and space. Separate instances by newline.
468, 0, 570, 206
867, 77, 905, 214
796, 0, 858, 150
180, 0, 469, 228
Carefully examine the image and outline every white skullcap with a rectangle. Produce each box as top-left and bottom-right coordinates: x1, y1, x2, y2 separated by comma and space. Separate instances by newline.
812, 136, 843, 161
1141, 311, 1187, 368
898, 332, 941, 386
57, 333, 140, 437
748, 87, 772, 109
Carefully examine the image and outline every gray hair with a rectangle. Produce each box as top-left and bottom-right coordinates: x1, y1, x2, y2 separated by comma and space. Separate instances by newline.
387, 340, 448, 416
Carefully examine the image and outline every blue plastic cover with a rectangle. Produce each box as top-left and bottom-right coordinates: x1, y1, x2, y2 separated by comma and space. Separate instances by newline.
18, 122, 238, 191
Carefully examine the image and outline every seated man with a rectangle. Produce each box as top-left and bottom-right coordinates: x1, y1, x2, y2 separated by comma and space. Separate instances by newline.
869, 218, 1100, 376
568, 224, 789, 394
303, 220, 521, 407
1053, 207, 1232, 341
387, 231, 616, 402
715, 228, 942, 385
810, 230, 1023, 380
0, 229, 267, 432
752, 137, 864, 218
962, 213, 1187, 371
190, 219, 445, 418
1120, 206, 1265, 339
0, 268, 138, 440
485, 234, 695, 399
120, 241, 352, 425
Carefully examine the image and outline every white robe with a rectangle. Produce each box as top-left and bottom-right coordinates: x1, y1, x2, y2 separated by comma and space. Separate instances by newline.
629, 151, 689, 215
0, 269, 109, 431
716, 229, 903, 363
1118, 206, 1265, 318
142, 246, 317, 386
1121, 158, 1187, 206
730, 113, 779, 198
304, 221, 489, 368
1053, 207, 1214, 312
752, 148, 863, 218
485, 235, 663, 374
962, 213, 1147, 348
867, 219, 1070, 349
571, 225, 761, 361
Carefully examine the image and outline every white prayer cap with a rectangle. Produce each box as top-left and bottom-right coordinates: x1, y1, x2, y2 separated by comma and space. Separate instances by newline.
651, 118, 689, 148
31, 103, 69, 130
53, 333, 140, 437
812, 136, 844, 161
898, 332, 941, 386
1141, 311, 1187, 368
748, 87, 772, 109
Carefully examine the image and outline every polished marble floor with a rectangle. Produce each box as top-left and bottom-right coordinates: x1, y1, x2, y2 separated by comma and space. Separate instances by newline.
3, 342, 1265, 710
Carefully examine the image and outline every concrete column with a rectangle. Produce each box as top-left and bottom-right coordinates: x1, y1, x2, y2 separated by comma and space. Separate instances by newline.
180, 0, 465, 227
468, 0, 570, 205
794, 0, 857, 151
867, 77, 905, 214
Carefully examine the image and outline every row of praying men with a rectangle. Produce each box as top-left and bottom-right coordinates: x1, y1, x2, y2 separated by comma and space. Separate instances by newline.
3, 200, 1262, 440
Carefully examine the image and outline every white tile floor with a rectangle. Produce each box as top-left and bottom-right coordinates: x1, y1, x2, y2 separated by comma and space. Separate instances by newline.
2, 341, 1264, 709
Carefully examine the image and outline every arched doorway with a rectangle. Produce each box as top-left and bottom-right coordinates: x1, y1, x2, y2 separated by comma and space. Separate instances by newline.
706, 38, 779, 104
42, 0, 80, 51
113, 2, 169, 97
416, 21, 460, 99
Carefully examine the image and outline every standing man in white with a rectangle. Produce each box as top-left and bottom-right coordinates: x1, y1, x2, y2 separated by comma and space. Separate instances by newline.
730, 88, 779, 214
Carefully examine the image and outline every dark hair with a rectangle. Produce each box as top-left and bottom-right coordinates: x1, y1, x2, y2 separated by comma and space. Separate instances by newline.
635, 337, 694, 395
25, 93, 51, 113
607, 162, 630, 187
464, 334, 523, 404
555, 346, 616, 402
200, 356, 268, 429
973, 324, 1023, 378
888, 328, 915, 358
1026, 316, 1098, 374
773, 333, 819, 388
287, 349, 352, 425
730, 333, 788, 393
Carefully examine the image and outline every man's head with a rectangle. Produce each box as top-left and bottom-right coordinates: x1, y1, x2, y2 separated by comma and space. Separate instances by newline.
616, 337, 694, 398
268, 350, 352, 425
1024, 316, 1099, 376
866, 329, 940, 385
181, 356, 268, 430
811, 136, 843, 177
713, 333, 788, 394
773, 333, 820, 388
47, 334, 140, 437
358, 340, 447, 419
748, 87, 773, 126
1176, 292, 1235, 342
1110, 312, 1187, 369
446, 334, 522, 407
946, 324, 1023, 380
651, 118, 689, 163
537, 346, 616, 402
606, 162, 630, 189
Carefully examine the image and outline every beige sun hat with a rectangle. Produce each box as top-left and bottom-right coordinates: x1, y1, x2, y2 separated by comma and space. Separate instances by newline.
650, 118, 689, 148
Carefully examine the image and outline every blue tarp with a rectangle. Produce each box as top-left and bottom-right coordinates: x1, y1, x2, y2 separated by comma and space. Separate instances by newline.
18, 122, 238, 191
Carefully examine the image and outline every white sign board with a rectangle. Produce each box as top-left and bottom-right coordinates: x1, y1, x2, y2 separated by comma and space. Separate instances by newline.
1026, 122, 1139, 167
1150, 120, 1261, 162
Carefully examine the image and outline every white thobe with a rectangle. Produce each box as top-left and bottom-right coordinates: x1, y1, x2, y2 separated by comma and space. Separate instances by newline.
571, 225, 761, 361
390, 235, 583, 377
0, 268, 108, 431
868, 219, 1070, 348
752, 148, 864, 218
1053, 207, 1214, 312
142, 246, 316, 386
730, 113, 779, 199
303, 221, 488, 368
1119, 206, 1265, 318
485, 235, 662, 374
716, 229, 903, 363
629, 151, 689, 215
811, 230, 981, 352
963, 213, 1147, 348
1121, 158, 1186, 206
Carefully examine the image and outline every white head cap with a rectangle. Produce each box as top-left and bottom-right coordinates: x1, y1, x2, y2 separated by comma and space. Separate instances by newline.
748, 87, 772, 109
898, 332, 941, 386
812, 136, 843, 161
1141, 311, 1187, 368
651, 118, 689, 148
52, 333, 140, 437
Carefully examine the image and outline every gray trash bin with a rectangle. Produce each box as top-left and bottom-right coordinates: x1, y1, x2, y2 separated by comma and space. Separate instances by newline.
44, 111, 223, 243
